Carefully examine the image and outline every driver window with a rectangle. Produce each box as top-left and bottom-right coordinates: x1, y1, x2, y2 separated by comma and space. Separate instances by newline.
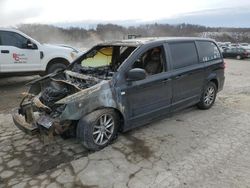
132, 46, 165, 76
15, 33, 29, 49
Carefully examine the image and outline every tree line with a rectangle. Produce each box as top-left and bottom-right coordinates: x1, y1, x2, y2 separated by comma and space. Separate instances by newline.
17, 23, 250, 49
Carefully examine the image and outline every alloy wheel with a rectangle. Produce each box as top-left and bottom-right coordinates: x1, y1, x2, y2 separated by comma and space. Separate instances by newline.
204, 86, 215, 105
92, 114, 115, 146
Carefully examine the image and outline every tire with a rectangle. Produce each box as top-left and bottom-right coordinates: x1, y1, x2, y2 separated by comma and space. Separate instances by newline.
47, 63, 67, 74
76, 109, 119, 151
236, 55, 242, 60
197, 82, 217, 110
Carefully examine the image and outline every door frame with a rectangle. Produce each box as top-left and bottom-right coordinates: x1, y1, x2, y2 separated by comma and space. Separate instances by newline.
165, 41, 205, 111
115, 41, 173, 130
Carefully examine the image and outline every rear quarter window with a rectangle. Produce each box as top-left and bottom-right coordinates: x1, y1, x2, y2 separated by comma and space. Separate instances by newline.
197, 41, 221, 62
237, 48, 244, 52
169, 42, 199, 69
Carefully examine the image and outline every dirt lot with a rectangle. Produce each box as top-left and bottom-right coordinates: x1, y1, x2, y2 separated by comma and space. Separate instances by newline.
0, 59, 250, 188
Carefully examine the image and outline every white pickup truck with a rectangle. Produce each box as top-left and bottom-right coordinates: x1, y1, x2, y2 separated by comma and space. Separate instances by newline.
0, 28, 79, 75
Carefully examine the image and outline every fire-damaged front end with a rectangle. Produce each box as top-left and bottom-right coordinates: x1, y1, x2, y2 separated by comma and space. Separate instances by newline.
12, 43, 137, 138
12, 70, 114, 137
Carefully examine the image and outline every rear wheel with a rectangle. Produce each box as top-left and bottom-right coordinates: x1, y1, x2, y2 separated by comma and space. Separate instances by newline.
197, 82, 217, 110
77, 109, 119, 151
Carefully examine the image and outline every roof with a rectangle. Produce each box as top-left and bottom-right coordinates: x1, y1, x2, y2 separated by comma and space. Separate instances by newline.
99, 37, 216, 47
0, 28, 19, 32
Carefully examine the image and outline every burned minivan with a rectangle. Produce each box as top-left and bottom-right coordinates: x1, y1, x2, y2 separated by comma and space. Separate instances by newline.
13, 38, 225, 150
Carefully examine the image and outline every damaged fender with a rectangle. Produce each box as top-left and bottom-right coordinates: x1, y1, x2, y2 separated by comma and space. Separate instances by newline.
56, 81, 122, 120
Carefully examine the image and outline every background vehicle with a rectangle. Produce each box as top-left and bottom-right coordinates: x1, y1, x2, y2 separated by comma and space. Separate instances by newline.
222, 47, 250, 59
54, 44, 80, 53
13, 37, 225, 151
0, 28, 79, 75
241, 44, 250, 50
240, 43, 249, 47
229, 43, 240, 48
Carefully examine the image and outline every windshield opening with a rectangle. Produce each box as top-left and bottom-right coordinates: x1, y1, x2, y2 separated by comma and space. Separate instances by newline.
77, 45, 136, 71
70, 45, 137, 80
81, 47, 113, 68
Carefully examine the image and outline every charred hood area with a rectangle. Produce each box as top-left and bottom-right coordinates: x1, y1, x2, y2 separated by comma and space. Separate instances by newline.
31, 66, 113, 112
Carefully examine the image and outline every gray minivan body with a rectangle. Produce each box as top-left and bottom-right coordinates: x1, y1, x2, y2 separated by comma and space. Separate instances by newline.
114, 38, 224, 131
13, 37, 225, 150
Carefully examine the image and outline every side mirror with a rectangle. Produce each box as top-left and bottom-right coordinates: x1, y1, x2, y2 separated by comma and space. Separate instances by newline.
127, 68, 146, 81
26, 40, 37, 49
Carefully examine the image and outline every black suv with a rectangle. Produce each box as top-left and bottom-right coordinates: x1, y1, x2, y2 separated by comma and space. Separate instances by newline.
12, 37, 225, 150
222, 47, 250, 59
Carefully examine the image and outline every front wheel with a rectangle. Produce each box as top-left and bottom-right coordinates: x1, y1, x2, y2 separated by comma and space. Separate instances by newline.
236, 55, 242, 60
77, 109, 119, 151
47, 63, 67, 74
197, 82, 217, 110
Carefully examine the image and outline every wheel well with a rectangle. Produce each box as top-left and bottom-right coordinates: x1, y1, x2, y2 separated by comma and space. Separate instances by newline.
113, 108, 125, 132
46, 58, 69, 72
94, 107, 125, 132
210, 79, 218, 89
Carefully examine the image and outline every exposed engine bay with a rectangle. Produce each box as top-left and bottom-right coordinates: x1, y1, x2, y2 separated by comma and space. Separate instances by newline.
39, 69, 110, 109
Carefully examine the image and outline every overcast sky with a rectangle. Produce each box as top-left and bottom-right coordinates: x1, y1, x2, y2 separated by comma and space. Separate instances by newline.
0, 0, 250, 27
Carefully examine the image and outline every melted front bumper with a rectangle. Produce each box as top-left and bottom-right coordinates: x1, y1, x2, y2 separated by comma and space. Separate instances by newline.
12, 108, 39, 135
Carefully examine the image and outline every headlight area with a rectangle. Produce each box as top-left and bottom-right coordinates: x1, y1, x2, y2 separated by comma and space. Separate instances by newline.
12, 95, 75, 138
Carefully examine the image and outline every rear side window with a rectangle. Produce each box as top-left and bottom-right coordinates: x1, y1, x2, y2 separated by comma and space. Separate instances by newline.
197, 41, 221, 62
0, 31, 28, 48
169, 42, 198, 69
225, 49, 232, 53
237, 48, 244, 53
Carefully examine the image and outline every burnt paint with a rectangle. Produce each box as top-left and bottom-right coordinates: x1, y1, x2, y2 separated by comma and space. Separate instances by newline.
58, 80, 125, 121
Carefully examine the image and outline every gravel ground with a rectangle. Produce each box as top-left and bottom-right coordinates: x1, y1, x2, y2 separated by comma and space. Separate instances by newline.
0, 59, 250, 188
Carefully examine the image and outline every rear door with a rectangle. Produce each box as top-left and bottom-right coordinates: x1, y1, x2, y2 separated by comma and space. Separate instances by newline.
0, 31, 41, 73
168, 41, 204, 111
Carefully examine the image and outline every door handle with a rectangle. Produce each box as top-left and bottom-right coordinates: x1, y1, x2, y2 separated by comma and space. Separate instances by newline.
1, 50, 9, 54
174, 74, 187, 80
174, 75, 182, 79
162, 78, 171, 83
